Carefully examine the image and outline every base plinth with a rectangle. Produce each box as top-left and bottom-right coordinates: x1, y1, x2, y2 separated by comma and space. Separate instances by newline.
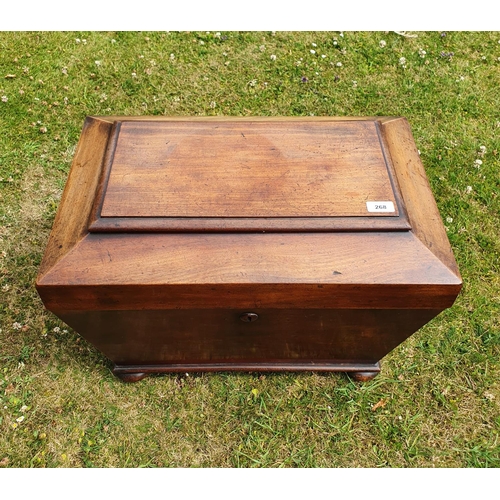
112, 361, 381, 382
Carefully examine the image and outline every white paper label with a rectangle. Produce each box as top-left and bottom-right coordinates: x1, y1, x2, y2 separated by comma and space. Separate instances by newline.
366, 201, 395, 213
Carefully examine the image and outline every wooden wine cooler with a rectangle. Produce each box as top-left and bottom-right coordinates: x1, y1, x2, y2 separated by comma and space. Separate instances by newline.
36, 117, 461, 382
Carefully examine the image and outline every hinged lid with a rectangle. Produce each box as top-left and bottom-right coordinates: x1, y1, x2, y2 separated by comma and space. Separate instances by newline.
89, 119, 410, 232
37, 116, 461, 313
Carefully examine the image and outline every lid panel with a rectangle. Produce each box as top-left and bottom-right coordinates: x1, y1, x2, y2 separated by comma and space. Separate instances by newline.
100, 121, 400, 218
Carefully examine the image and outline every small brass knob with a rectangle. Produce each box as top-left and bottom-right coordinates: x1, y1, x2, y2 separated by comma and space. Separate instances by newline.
240, 312, 259, 323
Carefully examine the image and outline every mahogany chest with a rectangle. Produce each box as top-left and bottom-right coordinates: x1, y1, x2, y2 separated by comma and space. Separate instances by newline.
36, 117, 462, 382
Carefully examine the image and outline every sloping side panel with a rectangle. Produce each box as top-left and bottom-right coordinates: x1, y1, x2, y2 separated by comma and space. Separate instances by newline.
380, 117, 461, 279
36, 117, 113, 280
37, 232, 462, 310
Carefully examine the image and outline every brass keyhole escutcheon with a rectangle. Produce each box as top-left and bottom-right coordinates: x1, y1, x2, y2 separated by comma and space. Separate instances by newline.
240, 312, 259, 323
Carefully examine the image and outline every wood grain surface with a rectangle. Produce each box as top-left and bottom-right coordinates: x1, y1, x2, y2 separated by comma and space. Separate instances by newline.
38, 232, 461, 311
100, 120, 399, 218
35, 116, 462, 378
38, 117, 112, 277
380, 117, 461, 275
57, 308, 441, 366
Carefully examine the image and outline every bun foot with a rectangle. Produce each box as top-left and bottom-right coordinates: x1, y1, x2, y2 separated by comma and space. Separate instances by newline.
351, 371, 379, 382
114, 371, 148, 383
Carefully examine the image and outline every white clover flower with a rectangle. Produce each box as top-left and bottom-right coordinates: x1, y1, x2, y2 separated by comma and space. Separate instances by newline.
466, 186, 473, 194
16, 416, 25, 423
209, 101, 216, 109
336, 62, 342, 67
321, 54, 326, 58
399, 57, 407, 67
111, 39, 116, 43
479, 145, 487, 155
21, 405, 28, 412
1, 96, 7, 103
474, 159, 483, 168
13, 322, 22, 330
418, 48, 426, 58
379, 40, 386, 48
95, 60, 101, 66
82, 39, 87, 44
270, 54, 276, 61
199, 40, 205, 45
53, 326, 61, 333
75, 38, 81, 43
169, 53, 175, 60
352, 81, 357, 88
310, 49, 316, 54
312, 43, 317, 47
446, 217, 453, 223
215, 32, 221, 38
259, 45, 266, 52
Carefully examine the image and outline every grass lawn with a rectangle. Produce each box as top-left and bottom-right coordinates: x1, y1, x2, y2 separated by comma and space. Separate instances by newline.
0, 31, 499, 468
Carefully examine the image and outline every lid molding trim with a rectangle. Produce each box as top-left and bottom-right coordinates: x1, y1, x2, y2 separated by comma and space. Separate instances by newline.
88, 118, 411, 233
